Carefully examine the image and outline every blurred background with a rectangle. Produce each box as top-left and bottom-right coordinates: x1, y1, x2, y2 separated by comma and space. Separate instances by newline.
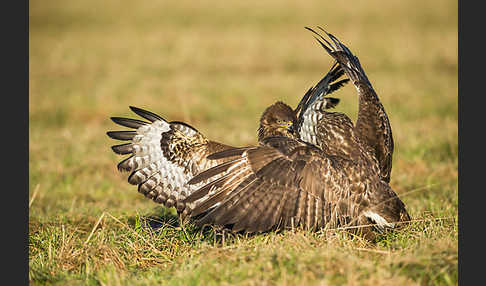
29, 0, 457, 220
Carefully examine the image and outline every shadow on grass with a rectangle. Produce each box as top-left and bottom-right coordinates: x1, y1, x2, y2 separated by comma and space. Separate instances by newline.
127, 206, 180, 230
125, 206, 273, 246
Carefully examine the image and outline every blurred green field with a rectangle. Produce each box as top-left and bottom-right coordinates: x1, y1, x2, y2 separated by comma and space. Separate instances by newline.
29, 0, 457, 285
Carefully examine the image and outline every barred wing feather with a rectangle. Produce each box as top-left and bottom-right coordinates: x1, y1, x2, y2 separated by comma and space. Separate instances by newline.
107, 106, 236, 214
305, 26, 395, 182
184, 136, 410, 236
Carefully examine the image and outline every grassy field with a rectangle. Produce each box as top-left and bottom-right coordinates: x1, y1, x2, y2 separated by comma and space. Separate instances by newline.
29, 0, 458, 285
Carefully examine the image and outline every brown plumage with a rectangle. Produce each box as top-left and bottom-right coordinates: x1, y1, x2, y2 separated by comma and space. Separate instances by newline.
107, 67, 346, 217
183, 28, 410, 239
107, 106, 238, 214
186, 136, 408, 237
258, 101, 298, 142
305, 26, 395, 183
108, 28, 410, 240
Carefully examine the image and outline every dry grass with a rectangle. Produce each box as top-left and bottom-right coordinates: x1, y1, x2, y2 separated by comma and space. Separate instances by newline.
29, 0, 457, 285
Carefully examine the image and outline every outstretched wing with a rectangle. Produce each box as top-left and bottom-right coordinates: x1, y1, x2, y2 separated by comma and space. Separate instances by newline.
294, 61, 349, 130
183, 136, 373, 234
107, 106, 236, 214
305, 27, 395, 183
293, 62, 364, 160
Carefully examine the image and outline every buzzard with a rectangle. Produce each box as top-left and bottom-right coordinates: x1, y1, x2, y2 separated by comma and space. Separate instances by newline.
182, 28, 410, 238
107, 27, 410, 239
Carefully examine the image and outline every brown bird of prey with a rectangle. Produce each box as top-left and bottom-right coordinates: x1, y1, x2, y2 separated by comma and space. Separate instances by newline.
107, 27, 410, 239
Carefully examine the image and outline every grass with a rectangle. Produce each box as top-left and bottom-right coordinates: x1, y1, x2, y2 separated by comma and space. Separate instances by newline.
29, 0, 457, 285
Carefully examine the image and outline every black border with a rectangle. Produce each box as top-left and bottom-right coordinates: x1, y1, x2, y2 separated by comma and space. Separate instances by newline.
6, 0, 29, 284
458, 1, 481, 285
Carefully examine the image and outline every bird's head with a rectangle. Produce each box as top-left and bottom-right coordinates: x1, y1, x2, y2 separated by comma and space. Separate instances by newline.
258, 101, 298, 142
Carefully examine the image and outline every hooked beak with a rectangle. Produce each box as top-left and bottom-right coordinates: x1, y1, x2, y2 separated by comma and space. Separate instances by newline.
283, 121, 294, 133
288, 125, 294, 133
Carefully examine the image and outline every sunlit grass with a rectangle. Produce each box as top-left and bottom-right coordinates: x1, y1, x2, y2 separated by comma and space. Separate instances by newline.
30, 0, 457, 285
